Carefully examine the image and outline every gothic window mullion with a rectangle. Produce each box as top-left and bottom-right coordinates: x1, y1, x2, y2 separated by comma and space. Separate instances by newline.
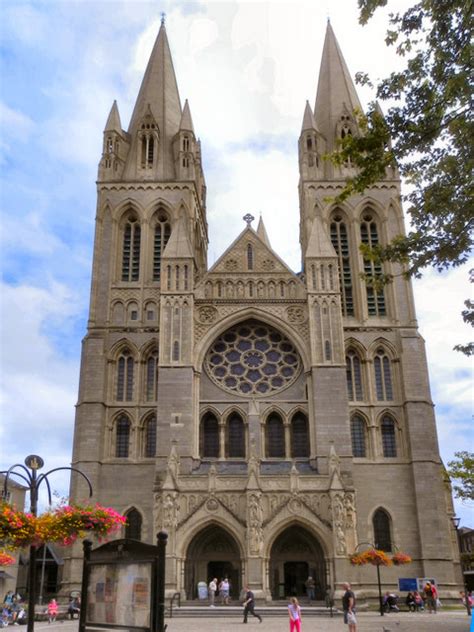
330, 215, 354, 316
361, 213, 386, 316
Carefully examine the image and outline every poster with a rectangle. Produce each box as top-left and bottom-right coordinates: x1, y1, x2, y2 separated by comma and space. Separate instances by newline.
87, 562, 151, 628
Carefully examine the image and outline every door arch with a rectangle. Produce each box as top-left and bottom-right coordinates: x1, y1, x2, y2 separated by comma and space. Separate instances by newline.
269, 524, 327, 599
184, 524, 242, 600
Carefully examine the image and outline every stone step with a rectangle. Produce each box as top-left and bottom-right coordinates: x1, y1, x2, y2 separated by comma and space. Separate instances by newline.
166, 605, 341, 618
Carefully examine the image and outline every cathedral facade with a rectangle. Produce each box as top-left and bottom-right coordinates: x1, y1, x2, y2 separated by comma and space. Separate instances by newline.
67, 19, 460, 601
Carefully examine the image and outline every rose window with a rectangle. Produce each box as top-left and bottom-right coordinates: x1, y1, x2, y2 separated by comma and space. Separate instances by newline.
204, 320, 302, 396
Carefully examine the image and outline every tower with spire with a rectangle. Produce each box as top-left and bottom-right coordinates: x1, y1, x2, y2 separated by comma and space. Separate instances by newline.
67, 17, 459, 605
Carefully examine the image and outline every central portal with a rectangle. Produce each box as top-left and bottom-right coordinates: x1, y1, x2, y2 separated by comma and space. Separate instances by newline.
269, 525, 327, 599
185, 525, 242, 601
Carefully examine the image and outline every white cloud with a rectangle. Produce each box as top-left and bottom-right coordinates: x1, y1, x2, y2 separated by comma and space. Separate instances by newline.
0, 101, 34, 140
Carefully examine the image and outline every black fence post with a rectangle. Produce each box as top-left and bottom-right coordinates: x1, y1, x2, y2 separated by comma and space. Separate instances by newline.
79, 540, 92, 632
156, 531, 168, 632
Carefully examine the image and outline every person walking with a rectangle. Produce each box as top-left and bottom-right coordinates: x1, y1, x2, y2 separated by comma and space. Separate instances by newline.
341, 582, 357, 632
242, 586, 262, 624
288, 596, 302, 632
208, 578, 217, 607
47, 599, 58, 624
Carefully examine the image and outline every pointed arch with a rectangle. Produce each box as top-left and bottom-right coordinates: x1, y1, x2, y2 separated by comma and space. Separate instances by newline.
116, 348, 135, 402
329, 208, 354, 316
360, 207, 386, 316
200, 411, 220, 458
380, 413, 397, 457
372, 507, 392, 551
115, 413, 131, 457
225, 410, 246, 459
144, 344, 159, 402
143, 412, 157, 458
125, 507, 142, 540
346, 347, 364, 401
290, 411, 309, 458
373, 346, 394, 401
265, 411, 285, 458
350, 412, 368, 458
120, 209, 141, 282
152, 207, 171, 282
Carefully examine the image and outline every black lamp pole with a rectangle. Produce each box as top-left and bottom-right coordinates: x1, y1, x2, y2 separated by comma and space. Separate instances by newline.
2, 455, 93, 632
353, 541, 385, 616
451, 516, 472, 616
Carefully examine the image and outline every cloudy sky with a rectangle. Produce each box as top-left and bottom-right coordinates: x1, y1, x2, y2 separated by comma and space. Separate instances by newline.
0, 0, 472, 525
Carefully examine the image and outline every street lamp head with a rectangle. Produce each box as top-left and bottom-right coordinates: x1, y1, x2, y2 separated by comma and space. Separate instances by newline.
451, 516, 461, 529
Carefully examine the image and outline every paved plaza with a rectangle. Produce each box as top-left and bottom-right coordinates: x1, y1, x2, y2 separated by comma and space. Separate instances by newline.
31, 612, 472, 632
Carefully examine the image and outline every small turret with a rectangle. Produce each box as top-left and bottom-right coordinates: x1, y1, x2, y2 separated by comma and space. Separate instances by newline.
298, 101, 326, 180
98, 100, 129, 180
173, 100, 196, 180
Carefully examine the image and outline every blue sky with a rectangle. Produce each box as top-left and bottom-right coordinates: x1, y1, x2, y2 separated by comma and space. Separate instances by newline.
1, 0, 472, 528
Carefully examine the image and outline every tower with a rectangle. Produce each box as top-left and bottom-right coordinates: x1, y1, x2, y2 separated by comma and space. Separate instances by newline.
67, 18, 459, 602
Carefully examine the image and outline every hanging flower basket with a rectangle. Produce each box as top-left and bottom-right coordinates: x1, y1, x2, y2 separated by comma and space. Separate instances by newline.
391, 552, 412, 565
0, 502, 126, 549
0, 551, 16, 566
350, 548, 393, 566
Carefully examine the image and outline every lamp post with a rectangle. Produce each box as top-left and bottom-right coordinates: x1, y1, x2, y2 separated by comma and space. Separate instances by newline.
352, 541, 386, 617
451, 515, 472, 616
2, 455, 93, 632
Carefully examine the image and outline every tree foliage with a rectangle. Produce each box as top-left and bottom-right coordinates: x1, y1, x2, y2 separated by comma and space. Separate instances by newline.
333, 0, 473, 352
446, 451, 474, 502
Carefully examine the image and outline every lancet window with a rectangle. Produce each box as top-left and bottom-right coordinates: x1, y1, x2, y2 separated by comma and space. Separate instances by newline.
125, 508, 142, 540
122, 215, 141, 282
330, 214, 354, 316
351, 414, 367, 458
374, 348, 393, 401
153, 212, 171, 282
145, 350, 159, 401
381, 415, 397, 457
360, 212, 386, 316
144, 414, 157, 458
226, 413, 245, 458
266, 413, 285, 458
346, 349, 363, 400
200, 413, 219, 458
115, 415, 130, 458
291, 412, 309, 458
373, 508, 392, 551
117, 350, 134, 401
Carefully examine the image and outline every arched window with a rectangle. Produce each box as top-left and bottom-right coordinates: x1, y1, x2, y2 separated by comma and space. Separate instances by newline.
373, 508, 392, 551
346, 350, 363, 400
360, 211, 386, 316
291, 413, 309, 458
330, 214, 354, 316
374, 348, 393, 400
173, 341, 180, 362
200, 413, 219, 458
324, 340, 332, 361
381, 415, 397, 457
145, 350, 159, 401
122, 215, 141, 282
266, 413, 285, 458
116, 415, 130, 458
144, 414, 156, 458
226, 413, 245, 458
117, 350, 134, 401
125, 508, 142, 540
351, 414, 367, 458
247, 243, 254, 270
153, 213, 171, 282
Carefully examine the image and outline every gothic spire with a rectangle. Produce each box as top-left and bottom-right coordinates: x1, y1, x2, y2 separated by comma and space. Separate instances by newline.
305, 214, 337, 259
124, 20, 182, 179
256, 216, 271, 247
301, 100, 318, 132
104, 100, 122, 133
179, 99, 195, 133
314, 21, 363, 150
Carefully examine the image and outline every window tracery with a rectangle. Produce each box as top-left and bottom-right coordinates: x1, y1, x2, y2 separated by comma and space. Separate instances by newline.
330, 213, 354, 316
204, 320, 302, 397
360, 211, 386, 316
122, 214, 141, 282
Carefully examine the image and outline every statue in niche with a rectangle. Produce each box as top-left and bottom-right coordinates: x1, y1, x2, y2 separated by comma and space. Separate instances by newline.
163, 493, 178, 529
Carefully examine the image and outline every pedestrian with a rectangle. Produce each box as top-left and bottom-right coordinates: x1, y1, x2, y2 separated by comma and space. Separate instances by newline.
305, 576, 315, 601
208, 578, 217, 607
288, 596, 302, 632
220, 577, 230, 605
47, 599, 58, 624
423, 582, 437, 613
341, 582, 357, 632
242, 585, 262, 624
68, 596, 80, 619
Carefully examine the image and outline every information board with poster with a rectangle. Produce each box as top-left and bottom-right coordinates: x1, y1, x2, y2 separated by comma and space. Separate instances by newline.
80, 534, 168, 632
398, 578, 417, 592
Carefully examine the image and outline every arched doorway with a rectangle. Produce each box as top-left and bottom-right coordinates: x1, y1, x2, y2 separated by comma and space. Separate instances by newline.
269, 525, 327, 600
184, 525, 242, 600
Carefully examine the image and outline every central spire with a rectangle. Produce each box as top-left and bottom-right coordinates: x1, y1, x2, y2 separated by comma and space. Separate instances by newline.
125, 20, 182, 179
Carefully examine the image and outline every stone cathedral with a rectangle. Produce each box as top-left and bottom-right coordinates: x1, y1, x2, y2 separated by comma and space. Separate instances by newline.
67, 19, 460, 601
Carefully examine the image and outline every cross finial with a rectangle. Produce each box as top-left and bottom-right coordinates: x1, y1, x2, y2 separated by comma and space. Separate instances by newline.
161, 12, 166, 25
243, 213, 255, 227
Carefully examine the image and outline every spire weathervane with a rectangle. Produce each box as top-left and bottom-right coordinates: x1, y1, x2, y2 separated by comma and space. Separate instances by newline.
161, 11, 166, 25
243, 213, 255, 227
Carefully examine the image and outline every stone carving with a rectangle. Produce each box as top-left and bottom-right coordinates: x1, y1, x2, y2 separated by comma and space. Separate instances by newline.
248, 492, 263, 555
344, 493, 356, 529
163, 493, 179, 529
206, 497, 219, 512
286, 306, 305, 323
224, 258, 238, 271
332, 492, 346, 555
197, 305, 218, 324
288, 497, 303, 514
261, 259, 275, 271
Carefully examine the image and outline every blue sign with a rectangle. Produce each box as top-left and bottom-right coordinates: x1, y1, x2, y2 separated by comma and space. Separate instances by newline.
398, 578, 417, 592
